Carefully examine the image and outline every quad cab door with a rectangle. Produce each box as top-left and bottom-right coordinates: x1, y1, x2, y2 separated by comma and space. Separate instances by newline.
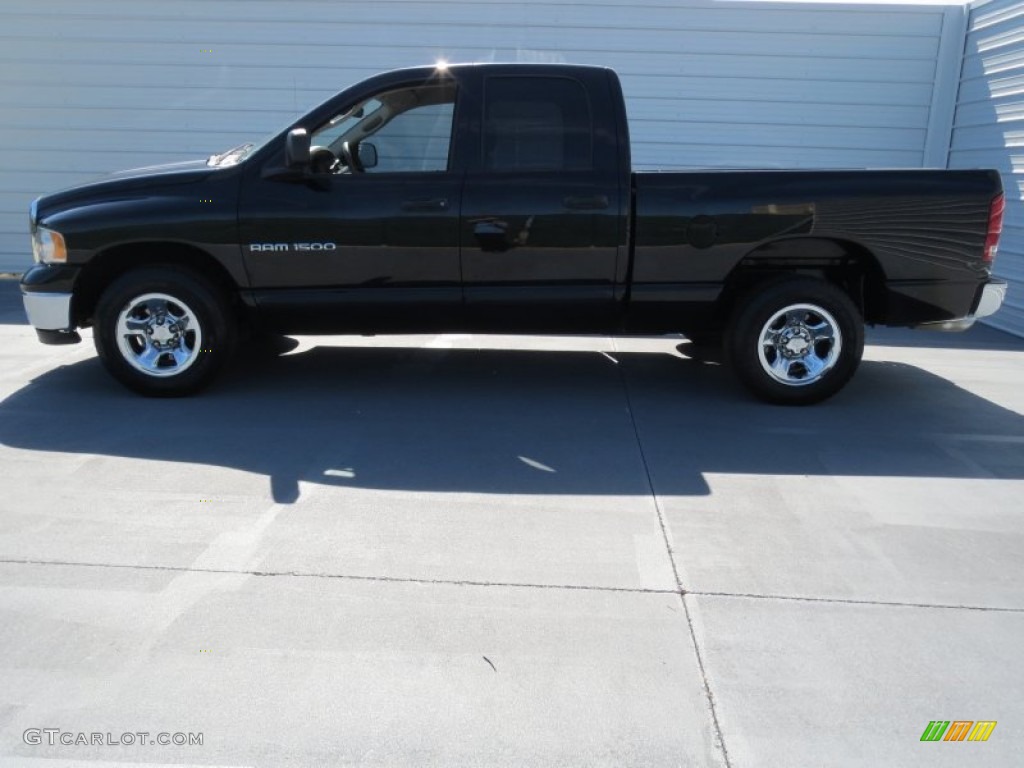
239, 71, 468, 333
459, 66, 626, 332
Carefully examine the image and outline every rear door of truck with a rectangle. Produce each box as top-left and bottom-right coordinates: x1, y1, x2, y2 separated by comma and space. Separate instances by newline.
458, 65, 627, 332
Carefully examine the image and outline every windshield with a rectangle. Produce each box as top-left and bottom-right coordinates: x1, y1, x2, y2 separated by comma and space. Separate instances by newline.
206, 113, 301, 167
207, 143, 255, 167
313, 98, 384, 148
204, 96, 390, 168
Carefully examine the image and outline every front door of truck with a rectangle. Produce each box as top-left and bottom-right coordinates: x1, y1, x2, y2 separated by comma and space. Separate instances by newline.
239, 77, 465, 333
459, 68, 624, 332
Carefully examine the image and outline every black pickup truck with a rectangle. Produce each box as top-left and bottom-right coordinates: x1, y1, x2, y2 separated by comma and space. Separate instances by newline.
22, 63, 1007, 404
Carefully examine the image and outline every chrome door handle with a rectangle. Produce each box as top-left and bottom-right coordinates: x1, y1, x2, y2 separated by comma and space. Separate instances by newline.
401, 198, 449, 211
562, 194, 609, 211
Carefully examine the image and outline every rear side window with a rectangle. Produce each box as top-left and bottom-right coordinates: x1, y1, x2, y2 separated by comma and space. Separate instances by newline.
483, 77, 593, 172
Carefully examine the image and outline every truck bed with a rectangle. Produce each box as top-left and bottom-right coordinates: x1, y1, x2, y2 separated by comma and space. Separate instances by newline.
627, 168, 1001, 331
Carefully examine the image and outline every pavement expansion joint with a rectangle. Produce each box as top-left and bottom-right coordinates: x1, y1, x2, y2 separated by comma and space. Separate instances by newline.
2, 559, 1020, 615
0, 557, 676, 594
611, 338, 733, 768
688, 589, 1024, 613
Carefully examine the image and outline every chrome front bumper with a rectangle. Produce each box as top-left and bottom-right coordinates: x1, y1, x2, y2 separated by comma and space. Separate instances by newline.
23, 291, 73, 330
918, 279, 1007, 332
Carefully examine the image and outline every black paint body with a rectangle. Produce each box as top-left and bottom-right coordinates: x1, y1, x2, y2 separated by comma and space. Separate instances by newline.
23, 64, 1003, 336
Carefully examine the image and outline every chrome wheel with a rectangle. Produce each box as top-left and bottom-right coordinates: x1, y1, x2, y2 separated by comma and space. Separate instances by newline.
757, 303, 842, 387
115, 292, 203, 377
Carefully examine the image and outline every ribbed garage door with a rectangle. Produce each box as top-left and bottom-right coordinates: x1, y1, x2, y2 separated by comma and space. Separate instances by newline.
949, 0, 1024, 336
0, 0, 966, 273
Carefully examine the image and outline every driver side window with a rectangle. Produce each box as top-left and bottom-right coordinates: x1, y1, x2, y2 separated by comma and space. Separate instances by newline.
313, 84, 456, 174
368, 101, 454, 173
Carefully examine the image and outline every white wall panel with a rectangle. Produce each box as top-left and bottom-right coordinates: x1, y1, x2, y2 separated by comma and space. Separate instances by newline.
950, 0, 1024, 336
0, 0, 964, 272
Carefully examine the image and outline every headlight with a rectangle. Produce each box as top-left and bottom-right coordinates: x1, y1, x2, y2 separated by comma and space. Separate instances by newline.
31, 226, 67, 264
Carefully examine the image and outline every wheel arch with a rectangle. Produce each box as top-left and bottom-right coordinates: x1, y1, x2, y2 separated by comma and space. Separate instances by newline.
74, 241, 242, 327
718, 236, 887, 325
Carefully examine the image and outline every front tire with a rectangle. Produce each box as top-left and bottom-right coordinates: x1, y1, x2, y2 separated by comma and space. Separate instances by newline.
726, 276, 863, 405
94, 266, 236, 396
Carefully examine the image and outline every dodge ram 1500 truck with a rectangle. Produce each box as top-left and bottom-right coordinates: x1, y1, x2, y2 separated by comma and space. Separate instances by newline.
21, 63, 1007, 404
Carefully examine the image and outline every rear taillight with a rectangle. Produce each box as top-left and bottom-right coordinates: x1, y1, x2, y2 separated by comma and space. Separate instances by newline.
984, 193, 1005, 264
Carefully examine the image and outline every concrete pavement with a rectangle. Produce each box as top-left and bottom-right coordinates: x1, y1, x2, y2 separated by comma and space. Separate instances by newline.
1, 279, 1022, 766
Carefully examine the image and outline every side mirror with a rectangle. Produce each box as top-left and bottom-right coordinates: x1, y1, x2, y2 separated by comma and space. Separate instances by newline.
285, 128, 310, 168
358, 142, 378, 169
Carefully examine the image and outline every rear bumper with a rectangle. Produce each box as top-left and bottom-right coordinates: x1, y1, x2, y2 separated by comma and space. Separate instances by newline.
974, 278, 1007, 318
917, 279, 1007, 332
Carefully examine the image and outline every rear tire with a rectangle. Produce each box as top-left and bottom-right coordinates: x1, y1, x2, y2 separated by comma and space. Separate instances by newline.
726, 276, 863, 405
94, 265, 236, 396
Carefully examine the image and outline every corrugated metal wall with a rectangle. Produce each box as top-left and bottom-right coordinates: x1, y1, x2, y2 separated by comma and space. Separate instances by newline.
950, 0, 1024, 336
0, 0, 965, 273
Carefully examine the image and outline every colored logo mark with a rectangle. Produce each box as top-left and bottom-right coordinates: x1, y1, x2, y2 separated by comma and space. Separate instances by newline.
921, 721, 996, 742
